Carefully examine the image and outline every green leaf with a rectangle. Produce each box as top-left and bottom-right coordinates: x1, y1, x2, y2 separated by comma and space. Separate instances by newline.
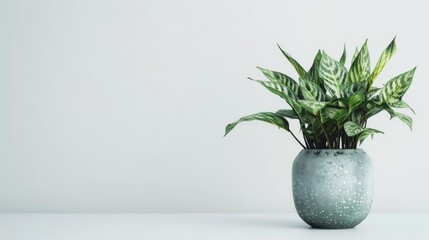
340, 44, 346, 65
249, 78, 292, 97
249, 78, 302, 113
365, 100, 382, 118
333, 109, 348, 125
348, 93, 365, 114
344, 121, 364, 136
320, 107, 347, 125
395, 112, 413, 130
256, 67, 300, 95
369, 37, 396, 88
340, 82, 368, 97
368, 86, 381, 98
320, 107, 336, 123
298, 100, 328, 115
305, 50, 325, 92
277, 44, 307, 79
358, 128, 384, 144
365, 103, 413, 130
348, 40, 370, 83
351, 46, 359, 65
305, 50, 322, 80
381, 67, 416, 104
382, 105, 413, 130
319, 51, 348, 98
299, 78, 326, 102
276, 109, 299, 119
390, 101, 415, 114
224, 112, 289, 136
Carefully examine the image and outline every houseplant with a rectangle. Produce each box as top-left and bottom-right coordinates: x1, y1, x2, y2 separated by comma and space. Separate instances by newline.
224, 38, 416, 228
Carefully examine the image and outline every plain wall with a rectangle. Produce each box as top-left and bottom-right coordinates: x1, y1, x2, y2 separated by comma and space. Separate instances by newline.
0, 0, 428, 213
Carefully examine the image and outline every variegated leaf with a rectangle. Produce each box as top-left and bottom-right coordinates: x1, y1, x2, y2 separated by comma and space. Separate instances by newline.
366, 103, 413, 130
348, 40, 370, 83
340, 82, 368, 97
365, 100, 382, 118
344, 121, 364, 136
299, 78, 326, 102
351, 111, 364, 125
390, 100, 415, 114
340, 44, 346, 65
319, 51, 348, 98
277, 44, 307, 79
333, 108, 348, 125
305, 50, 325, 92
348, 93, 365, 114
382, 105, 413, 129
298, 100, 328, 115
256, 67, 300, 95
276, 109, 299, 119
249, 78, 292, 97
369, 37, 396, 88
381, 68, 416, 104
320, 107, 337, 123
320, 107, 347, 125
249, 78, 302, 113
351, 46, 359, 65
224, 112, 289, 136
368, 86, 381, 98
395, 112, 413, 130
358, 128, 384, 144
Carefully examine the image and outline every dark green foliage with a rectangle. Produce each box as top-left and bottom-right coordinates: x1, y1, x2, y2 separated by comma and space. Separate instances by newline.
225, 38, 416, 149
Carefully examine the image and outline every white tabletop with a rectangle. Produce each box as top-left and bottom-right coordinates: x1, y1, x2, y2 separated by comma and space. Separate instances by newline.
0, 214, 427, 240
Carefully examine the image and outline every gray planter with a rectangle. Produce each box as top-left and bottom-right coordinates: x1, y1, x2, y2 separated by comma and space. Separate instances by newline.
292, 149, 373, 229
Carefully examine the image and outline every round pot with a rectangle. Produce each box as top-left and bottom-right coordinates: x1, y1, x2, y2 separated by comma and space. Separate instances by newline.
292, 149, 373, 229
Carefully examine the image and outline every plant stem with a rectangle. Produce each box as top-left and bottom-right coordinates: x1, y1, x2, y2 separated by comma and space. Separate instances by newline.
290, 131, 306, 149
316, 115, 332, 149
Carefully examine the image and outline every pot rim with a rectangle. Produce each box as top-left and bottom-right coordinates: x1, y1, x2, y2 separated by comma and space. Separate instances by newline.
300, 148, 365, 151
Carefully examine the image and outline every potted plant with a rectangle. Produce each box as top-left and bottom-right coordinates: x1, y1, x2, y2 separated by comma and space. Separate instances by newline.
224, 38, 416, 229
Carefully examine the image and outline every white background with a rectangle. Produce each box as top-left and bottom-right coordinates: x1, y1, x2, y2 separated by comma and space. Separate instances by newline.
0, 0, 428, 213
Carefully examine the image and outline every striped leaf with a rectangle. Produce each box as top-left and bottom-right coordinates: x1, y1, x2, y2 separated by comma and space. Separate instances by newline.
298, 100, 328, 115
319, 51, 348, 98
277, 44, 307, 79
256, 67, 300, 95
249, 78, 302, 113
320, 107, 347, 125
333, 109, 348, 125
395, 112, 413, 130
299, 78, 326, 102
344, 121, 364, 136
224, 112, 289, 136
369, 37, 396, 88
351, 46, 359, 65
368, 86, 381, 98
348, 40, 370, 83
320, 107, 337, 123
340, 44, 346, 65
276, 109, 299, 119
390, 101, 415, 114
382, 105, 413, 130
348, 93, 365, 114
249, 78, 291, 97
305, 50, 325, 91
358, 128, 384, 144
381, 68, 416, 104
351, 111, 365, 125
366, 103, 413, 130
340, 82, 368, 97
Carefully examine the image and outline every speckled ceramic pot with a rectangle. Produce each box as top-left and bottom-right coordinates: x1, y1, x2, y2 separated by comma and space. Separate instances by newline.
292, 149, 373, 229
